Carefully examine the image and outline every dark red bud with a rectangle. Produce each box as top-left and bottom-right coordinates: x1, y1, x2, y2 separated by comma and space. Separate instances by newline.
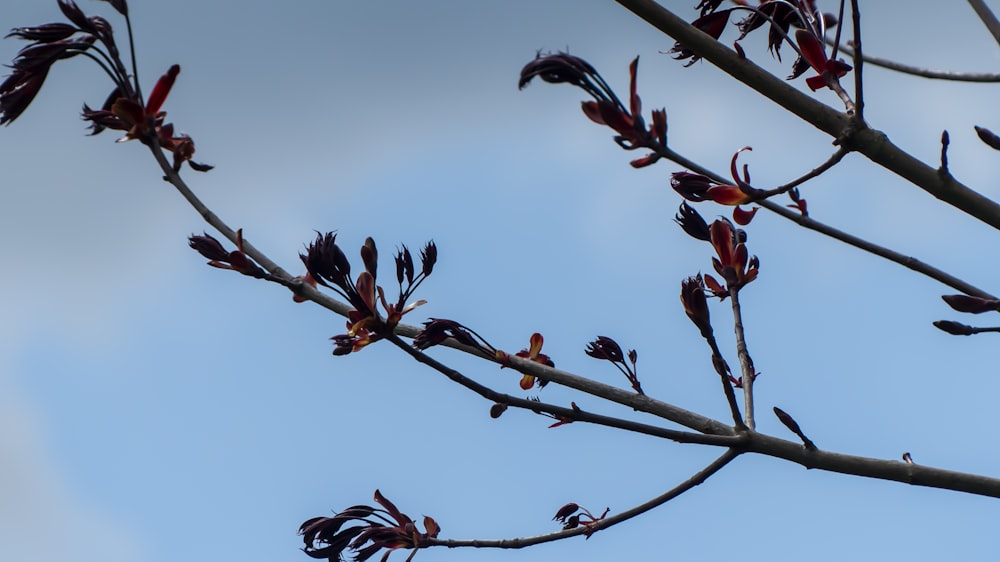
975, 126, 1000, 150
489, 403, 508, 418
933, 320, 974, 336
942, 294, 1000, 314
553, 503, 579, 522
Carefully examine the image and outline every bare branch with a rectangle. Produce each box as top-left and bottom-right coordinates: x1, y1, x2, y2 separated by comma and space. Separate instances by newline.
385, 333, 743, 447
658, 146, 996, 300
427, 448, 740, 549
831, 41, 1000, 82
757, 146, 848, 199
848, 0, 865, 120
968, 0, 1000, 48
746, 432, 1000, 498
728, 287, 756, 430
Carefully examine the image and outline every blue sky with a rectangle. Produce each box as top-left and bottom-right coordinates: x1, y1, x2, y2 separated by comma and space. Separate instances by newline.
3, 1, 1000, 561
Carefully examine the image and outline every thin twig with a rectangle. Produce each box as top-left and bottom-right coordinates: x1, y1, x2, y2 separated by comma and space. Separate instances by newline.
830, 41, 1000, 82
968, 0, 1000, 48
757, 198, 996, 299
657, 145, 996, 300
728, 287, 756, 430
825, 72, 856, 115
701, 332, 746, 430
123, 9, 142, 102
427, 448, 740, 549
829, 0, 846, 62
385, 333, 743, 446
757, 146, 848, 199
849, 0, 865, 121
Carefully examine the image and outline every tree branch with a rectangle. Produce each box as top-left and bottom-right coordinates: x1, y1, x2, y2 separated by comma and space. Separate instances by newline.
848, 0, 865, 121
756, 146, 848, 199
658, 146, 996, 300
746, 431, 1000, 498
385, 333, 743, 447
968, 0, 1000, 48
614, 0, 1000, 230
728, 288, 756, 430
427, 448, 740, 549
830, 41, 1000, 82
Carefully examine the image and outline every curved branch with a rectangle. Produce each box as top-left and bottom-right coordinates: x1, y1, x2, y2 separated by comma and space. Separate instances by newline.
427, 448, 740, 549
148, 143, 358, 317
831, 42, 1000, 82
757, 146, 847, 199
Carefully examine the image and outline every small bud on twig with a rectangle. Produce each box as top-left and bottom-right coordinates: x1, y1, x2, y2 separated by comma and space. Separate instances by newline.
773, 406, 817, 450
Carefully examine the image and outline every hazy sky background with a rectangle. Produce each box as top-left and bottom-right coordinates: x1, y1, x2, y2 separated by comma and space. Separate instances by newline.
3, 1, 1000, 561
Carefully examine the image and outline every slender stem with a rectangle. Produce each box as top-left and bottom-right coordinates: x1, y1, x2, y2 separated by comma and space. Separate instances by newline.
702, 332, 745, 430
728, 287, 755, 430
756, 146, 847, 199
829, 0, 846, 61
950, 325, 1000, 335
829, 41, 1000, 82
77, 50, 127, 94
659, 145, 996, 300
968, 0, 1000, 47
427, 449, 740, 549
849, 0, 864, 121
124, 10, 142, 102
386, 333, 742, 446
757, 198, 996, 299
825, 73, 856, 115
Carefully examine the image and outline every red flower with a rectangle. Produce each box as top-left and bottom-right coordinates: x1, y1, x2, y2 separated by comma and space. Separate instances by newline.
680, 276, 713, 338
670, 148, 761, 224
585, 336, 642, 394
301, 233, 436, 355
709, 219, 759, 291
521, 53, 665, 160
552, 503, 610, 538
668, 10, 733, 66
794, 29, 851, 91
506, 333, 555, 390
300, 490, 440, 562
109, 63, 177, 139
188, 230, 265, 278
2, 1, 212, 171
